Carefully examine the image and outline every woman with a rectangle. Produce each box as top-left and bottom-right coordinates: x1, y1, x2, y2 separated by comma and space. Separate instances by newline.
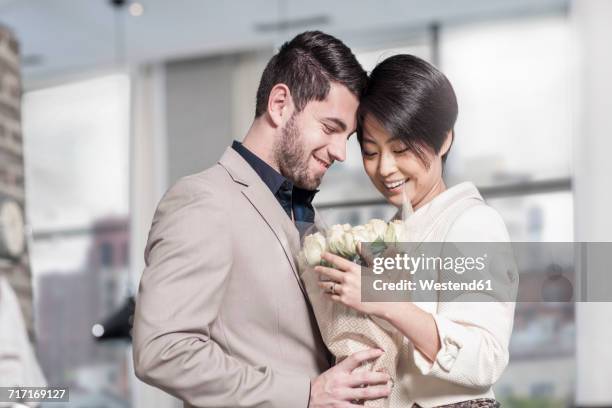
315, 55, 516, 408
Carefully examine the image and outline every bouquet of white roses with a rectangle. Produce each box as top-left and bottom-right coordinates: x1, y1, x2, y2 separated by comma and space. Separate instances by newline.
299, 218, 411, 408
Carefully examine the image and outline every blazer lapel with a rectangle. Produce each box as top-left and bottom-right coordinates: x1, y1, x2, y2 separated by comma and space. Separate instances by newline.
218, 147, 307, 296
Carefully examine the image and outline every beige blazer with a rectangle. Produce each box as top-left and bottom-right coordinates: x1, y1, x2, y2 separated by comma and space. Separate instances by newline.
133, 147, 330, 408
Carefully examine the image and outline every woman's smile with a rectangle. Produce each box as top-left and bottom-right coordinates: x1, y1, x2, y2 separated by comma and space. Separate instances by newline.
382, 178, 408, 193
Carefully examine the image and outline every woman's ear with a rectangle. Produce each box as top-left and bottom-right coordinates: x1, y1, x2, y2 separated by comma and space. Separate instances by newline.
267, 84, 293, 127
440, 130, 454, 157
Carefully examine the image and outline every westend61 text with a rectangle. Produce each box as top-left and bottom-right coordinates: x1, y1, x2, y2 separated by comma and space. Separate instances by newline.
372, 279, 493, 292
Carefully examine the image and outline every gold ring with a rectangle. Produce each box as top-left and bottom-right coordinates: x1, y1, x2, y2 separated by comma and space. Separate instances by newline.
331, 282, 336, 295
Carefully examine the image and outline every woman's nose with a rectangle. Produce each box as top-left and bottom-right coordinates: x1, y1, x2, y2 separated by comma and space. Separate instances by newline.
378, 152, 398, 177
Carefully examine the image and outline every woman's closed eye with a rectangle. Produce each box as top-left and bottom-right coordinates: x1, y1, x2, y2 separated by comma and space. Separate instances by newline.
362, 150, 378, 158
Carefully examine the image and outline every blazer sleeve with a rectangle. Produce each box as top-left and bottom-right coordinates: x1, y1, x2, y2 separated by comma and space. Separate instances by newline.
132, 176, 311, 408
411, 205, 517, 390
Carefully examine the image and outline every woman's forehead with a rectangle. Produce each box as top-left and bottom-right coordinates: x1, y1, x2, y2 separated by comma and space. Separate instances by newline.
362, 116, 395, 143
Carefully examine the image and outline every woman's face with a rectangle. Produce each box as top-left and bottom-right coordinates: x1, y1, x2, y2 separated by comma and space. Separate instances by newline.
361, 115, 450, 209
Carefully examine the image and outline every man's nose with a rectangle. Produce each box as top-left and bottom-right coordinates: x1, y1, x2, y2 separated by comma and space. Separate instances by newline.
327, 136, 347, 163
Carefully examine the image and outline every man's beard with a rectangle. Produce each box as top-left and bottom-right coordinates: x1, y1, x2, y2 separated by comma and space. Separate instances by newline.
274, 114, 322, 190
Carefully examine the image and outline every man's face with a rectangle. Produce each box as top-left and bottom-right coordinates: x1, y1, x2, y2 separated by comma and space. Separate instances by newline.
274, 82, 359, 190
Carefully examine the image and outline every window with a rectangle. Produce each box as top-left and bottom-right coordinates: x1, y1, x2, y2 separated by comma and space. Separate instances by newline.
23, 74, 131, 405
440, 15, 574, 403
100, 243, 114, 268
531, 382, 555, 398
440, 15, 573, 187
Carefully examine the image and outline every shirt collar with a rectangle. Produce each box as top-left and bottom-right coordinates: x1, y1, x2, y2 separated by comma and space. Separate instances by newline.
232, 140, 286, 194
231, 140, 319, 201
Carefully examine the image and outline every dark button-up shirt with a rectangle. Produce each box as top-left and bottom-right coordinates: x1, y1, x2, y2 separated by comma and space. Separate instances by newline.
231, 141, 317, 229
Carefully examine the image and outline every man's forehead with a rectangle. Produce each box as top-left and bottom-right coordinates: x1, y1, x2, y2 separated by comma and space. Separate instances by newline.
310, 92, 358, 126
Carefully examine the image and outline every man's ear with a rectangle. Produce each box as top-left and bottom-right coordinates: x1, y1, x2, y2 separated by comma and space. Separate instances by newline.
267, 83, 293, 127
440, 130, 454, 157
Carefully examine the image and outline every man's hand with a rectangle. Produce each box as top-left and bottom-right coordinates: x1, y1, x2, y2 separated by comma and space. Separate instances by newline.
309, 349, 392, 407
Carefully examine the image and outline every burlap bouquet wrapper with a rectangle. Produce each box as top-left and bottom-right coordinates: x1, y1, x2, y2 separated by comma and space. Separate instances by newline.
300, 261, 406, 407
299, 205, 415, 407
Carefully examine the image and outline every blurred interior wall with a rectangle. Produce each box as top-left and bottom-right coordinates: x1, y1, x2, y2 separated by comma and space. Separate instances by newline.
572, 0, 612, 406
165, 55, 233, 184
129, 48, 271, 408
129, 62, 182, 408
0, 25, 34, 339
163, 48, 271, 186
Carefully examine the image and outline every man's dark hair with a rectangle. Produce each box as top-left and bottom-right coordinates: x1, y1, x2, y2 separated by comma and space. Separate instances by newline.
357, 54, 458, 166
255, 31, 367, 118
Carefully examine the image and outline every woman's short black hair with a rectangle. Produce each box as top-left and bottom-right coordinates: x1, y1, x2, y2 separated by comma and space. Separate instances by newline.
255, 31, 367, 118
357, 54, 458, 166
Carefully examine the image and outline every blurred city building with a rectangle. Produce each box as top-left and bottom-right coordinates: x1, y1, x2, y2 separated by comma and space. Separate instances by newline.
36, 216, 130, 406
0, 25, 34, 338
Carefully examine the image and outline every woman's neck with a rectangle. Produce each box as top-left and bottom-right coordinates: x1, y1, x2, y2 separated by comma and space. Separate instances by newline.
412, 178, 447, 211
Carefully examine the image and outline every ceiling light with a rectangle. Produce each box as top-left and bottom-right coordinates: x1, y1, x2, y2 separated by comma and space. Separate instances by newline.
91, 324, 105, 338
129, 2, 144, 17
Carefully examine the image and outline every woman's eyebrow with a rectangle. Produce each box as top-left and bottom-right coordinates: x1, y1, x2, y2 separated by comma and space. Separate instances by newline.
387, 135, 406, 144
362, 136, 376, 144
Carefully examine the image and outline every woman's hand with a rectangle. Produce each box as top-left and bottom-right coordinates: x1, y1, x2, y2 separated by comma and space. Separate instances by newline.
315, 251, 384, 316
316, 250, 442, 362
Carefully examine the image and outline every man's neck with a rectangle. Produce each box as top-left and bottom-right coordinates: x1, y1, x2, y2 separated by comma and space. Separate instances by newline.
241, 120, 280, 173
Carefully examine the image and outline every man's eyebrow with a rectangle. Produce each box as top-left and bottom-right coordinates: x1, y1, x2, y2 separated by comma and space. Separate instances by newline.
321, 117, 347, 132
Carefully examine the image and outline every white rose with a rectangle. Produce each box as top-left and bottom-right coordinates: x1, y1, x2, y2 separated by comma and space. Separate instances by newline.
350, 225, 378, 259
351, 225, 374, 244
340, 230, 357, 258
303, 231, 327, 266
326, 224, 344, 255
327, 224, 359, 258
384, 220, 409, 242
297, 251, 308, 272
366, 218, 388, 241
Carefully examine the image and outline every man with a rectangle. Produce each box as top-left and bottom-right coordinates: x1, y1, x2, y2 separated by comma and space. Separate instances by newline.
133, 31, 392, 408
